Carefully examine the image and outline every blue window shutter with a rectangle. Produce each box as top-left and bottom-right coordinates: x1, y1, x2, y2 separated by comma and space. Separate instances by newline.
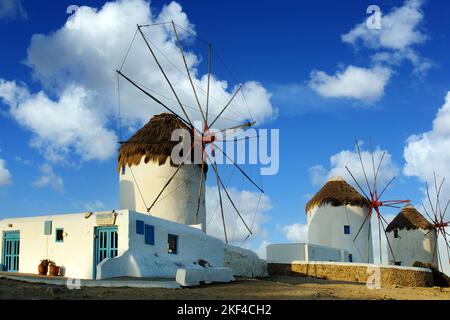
44, 221, 52, 235
136, 220, 144, 235
145, 224, 155, 245
344, 225, 351, 235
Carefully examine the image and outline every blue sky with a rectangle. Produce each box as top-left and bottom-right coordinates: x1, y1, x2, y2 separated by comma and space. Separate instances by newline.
1, 0, 450, 267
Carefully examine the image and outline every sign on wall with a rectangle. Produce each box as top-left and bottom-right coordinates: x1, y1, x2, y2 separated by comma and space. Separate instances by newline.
96, 212, 117, 226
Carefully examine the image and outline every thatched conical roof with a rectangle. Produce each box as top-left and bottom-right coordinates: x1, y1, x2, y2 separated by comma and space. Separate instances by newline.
118, 113, 205, 172
386, 204, 432, 232
306, 176, 370, 213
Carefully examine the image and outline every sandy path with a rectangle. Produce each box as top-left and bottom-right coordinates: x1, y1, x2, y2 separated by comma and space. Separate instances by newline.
0, 276, 448, 300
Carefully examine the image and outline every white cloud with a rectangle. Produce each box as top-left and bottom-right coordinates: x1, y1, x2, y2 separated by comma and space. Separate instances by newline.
0, 80, 117, 163
309, 65, 391, 102
24, 0, 276, 129
0, 0, 276, 164
82, 200, 106, 212
282, 222, 308, 243
0, 159, 12, 186
32, 164, 64, 192
0, 0, 27, 20
342, 0, 426, 50
404, 92, 450, 182
342, 0, 430, 74
255, 240, 270, 259
310, 145, 400, 191
206, 185, 272, 245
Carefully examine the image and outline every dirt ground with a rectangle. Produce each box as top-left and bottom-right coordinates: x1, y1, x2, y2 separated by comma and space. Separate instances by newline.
0, 276, 448, 300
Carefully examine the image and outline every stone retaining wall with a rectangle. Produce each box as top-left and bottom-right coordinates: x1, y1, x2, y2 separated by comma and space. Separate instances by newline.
268, 262, 433, 287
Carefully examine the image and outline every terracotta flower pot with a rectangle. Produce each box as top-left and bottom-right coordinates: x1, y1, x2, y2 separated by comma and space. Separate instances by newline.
49, 265, 60, 277
38, 264, 48, 275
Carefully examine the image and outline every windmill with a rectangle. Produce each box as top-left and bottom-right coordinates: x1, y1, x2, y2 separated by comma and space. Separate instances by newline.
115, 21, 264, 246
345, 141, 410, 264
421, 173, 450, 271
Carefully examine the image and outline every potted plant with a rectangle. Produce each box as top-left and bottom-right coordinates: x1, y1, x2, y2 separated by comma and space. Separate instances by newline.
48, 261, 60, 277
38, 259, 50, 275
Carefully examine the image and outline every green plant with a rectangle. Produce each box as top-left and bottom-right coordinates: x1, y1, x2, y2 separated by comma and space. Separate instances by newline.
40, 259, 50, 267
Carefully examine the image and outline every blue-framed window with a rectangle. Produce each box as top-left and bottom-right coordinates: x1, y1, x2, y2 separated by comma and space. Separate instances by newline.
44, 221, 52, 235
344, 225, 351, 235
145, 224, 155, 245
55, 228, 64, 242
136, 220, 144, 235
121, 166, 126, 175
168, 234, 178, 254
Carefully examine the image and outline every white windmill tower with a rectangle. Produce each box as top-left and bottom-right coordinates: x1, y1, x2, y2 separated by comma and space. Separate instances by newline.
116, 22, 264, 244
306, 176, 373, 263
118, 113, 207, 230
386, 204, 438, 267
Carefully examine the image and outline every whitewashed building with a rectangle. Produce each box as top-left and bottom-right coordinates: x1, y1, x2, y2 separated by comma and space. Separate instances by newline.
0, 114, 266, 282
0, 210, 225, 279
386, 204, 438, 267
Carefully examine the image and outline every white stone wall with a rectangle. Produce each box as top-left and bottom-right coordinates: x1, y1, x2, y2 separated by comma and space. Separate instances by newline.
0, 209, 266, 281
387, 228, 438, 267
224, 245, 268, 278
119, 156, 206, 231
0, 210, 130, 279
98, 211, 225, 279
307, 204, 373, 263
266, 243, 350, 264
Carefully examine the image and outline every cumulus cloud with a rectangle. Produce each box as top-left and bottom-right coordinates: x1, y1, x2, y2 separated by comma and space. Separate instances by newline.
0, 0, 275, 164
310, 144, 400, 191
282, 222, 308, 243
342, 0, 426, 50
309, 65, 392, 102
25, 0, 275, 129
404, 92, 450, 182
0, 0, 27, 20
342, 0, 430, 74
0, 79, 117, 162
255, 240, 270, 259
32, 164, 64, 192
206, 186, 272, 245
0, 159, 12, 186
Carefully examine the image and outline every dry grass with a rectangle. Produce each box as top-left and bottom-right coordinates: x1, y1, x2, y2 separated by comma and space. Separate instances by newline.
306, 179, 370, 213
117, 113, 206, 173
386, 205, 432, 232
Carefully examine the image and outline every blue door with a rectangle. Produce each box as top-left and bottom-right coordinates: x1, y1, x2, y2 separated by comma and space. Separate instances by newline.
2, 231, 20, 272
93, 226, 118, 277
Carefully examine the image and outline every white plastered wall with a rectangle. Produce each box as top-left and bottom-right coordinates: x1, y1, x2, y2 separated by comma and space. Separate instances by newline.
307, 204, 373, 263
266, 243, 350, 264
119, 156, 206, 231
97, 211, 225, 279
0, 210, 129, 280
387, 228, 438, 267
